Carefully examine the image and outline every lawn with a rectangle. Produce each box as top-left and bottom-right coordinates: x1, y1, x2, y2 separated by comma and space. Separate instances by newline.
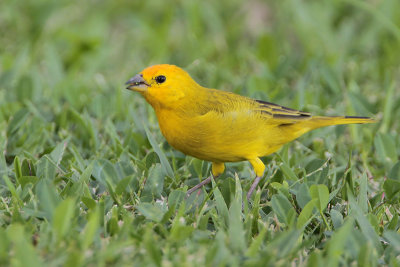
1, 0, 400, 266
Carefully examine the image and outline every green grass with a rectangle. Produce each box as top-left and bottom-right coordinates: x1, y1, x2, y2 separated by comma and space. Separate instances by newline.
1, 0, 400, 266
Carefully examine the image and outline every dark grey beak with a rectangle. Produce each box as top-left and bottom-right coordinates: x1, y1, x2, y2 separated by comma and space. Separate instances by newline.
125, 74, 149, 92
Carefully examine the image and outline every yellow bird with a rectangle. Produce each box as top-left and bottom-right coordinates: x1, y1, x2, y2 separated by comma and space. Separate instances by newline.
126, 64, 375, 199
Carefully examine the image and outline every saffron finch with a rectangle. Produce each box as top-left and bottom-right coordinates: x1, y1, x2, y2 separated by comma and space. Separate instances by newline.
126, 64, 375, 200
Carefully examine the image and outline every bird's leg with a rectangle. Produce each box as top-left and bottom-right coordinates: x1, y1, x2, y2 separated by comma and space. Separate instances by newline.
247, 158, 266, 200
246, 176, 262, 200
186, 162, 225, 197
186, 175, 213, 196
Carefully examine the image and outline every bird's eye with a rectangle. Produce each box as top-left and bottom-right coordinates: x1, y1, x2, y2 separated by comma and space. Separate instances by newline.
155, 75, 166, 84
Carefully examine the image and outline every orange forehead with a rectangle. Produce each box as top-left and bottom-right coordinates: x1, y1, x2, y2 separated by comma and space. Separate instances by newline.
141, 64, 184, 79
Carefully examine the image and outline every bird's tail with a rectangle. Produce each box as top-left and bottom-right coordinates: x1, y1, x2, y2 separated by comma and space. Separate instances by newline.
282, 115, 376, 145
305, 116, 376, 130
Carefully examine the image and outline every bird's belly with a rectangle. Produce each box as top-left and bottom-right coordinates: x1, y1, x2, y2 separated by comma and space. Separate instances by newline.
157, 112, 267, 162
170, 138, 248, 163
161, 124, 245, 162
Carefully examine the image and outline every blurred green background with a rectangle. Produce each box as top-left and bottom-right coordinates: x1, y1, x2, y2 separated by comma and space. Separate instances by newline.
1, 0, 400, 266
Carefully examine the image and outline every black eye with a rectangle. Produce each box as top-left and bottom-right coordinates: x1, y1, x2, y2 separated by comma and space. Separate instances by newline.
155, 75, 166, 84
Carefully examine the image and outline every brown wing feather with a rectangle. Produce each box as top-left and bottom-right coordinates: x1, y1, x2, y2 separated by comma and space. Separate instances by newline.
254, 99, 312, 122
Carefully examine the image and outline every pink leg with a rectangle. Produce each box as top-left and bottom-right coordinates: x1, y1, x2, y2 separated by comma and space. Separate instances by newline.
246, 176, 262, 200
186, 176, 214, 196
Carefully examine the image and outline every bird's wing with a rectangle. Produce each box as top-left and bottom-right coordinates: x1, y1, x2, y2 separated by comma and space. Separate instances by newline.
253, 99, 312, 124
197, 89, 312, 125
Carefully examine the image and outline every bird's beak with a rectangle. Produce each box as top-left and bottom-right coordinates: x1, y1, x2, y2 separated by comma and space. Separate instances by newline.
125, 74, 149, 92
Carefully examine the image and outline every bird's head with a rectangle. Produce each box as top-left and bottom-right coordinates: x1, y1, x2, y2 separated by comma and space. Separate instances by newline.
126, 64, 199, 109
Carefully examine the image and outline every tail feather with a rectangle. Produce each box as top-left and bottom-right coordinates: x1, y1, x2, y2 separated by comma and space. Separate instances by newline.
277, 115, 375, 147
305, 116, 376, 130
